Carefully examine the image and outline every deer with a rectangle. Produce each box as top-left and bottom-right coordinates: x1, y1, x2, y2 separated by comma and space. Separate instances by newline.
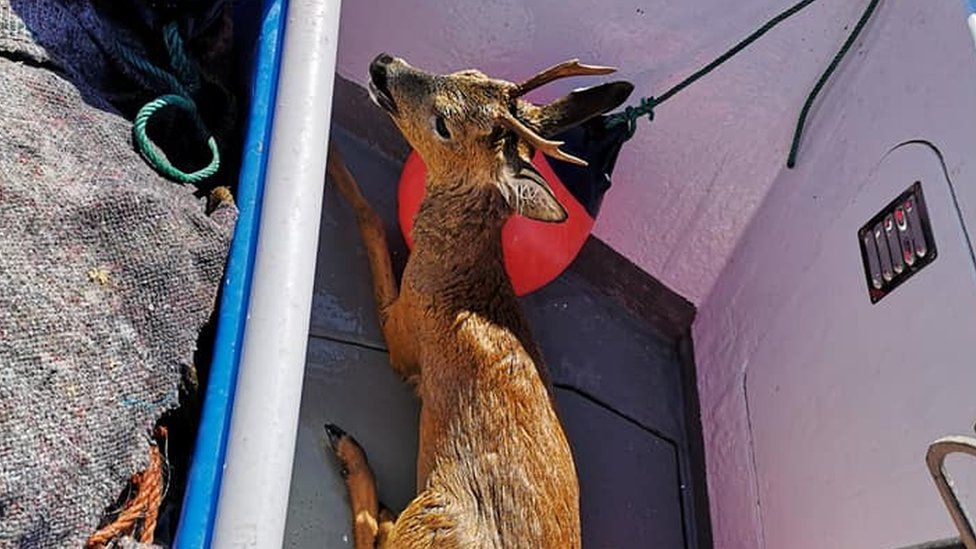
323, 53, 633, 548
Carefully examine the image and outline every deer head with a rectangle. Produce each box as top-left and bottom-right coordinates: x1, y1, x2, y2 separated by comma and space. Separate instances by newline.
368, 53, 633, 223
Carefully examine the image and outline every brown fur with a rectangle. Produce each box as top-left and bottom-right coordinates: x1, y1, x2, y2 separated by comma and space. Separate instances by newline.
325, 54, 632, 548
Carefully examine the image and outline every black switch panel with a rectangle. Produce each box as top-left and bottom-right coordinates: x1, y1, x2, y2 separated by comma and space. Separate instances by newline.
858, 181, 937, 303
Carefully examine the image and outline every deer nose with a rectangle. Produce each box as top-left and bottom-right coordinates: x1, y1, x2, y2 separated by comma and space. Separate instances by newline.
372, 52, 394, 67
370, 53, 394, 87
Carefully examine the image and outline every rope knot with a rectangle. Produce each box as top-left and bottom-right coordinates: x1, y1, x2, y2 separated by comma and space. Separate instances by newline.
607, 95, 656, 138
633, 96, 657, 121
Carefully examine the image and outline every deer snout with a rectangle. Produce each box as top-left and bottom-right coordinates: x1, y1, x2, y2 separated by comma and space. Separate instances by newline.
368, 53, 399, 114
369, 53, 394, 83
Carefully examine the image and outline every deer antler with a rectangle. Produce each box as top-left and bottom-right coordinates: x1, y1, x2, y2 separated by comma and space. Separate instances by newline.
496, 110, 587, 167
512, 59, 616, 97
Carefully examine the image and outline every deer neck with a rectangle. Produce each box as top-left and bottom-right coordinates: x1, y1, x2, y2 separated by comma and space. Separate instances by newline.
408, 174, 552, 394
408, 176, 512, 299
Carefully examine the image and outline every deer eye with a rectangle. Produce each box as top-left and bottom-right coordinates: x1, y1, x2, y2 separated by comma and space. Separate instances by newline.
433, 115, 451, 140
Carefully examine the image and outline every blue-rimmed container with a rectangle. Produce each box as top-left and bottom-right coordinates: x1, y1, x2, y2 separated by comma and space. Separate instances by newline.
173, 0, 287, 546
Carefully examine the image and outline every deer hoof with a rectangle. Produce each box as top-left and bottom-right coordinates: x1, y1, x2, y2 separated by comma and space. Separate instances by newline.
324, 423, 348, 448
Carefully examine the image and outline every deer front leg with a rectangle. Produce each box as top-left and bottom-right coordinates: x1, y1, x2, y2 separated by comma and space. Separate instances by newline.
376, 504, 397, 546
326, 143, 418, 380
323, 426, 457, 549
324, 424, 381, 549
327, 142, 398, 317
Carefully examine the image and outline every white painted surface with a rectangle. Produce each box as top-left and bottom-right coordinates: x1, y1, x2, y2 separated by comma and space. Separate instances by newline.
750, 143, 976, 547
967, 12, 976, 49
334, 0, 870, 303
693, 2, 976, 547
212, 0, 342, 546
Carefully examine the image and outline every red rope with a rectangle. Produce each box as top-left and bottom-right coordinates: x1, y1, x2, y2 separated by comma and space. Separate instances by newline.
86, 428, 167, 548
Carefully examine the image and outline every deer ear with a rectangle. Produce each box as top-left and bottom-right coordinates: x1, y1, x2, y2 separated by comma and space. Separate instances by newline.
500, 161, 568, 223
534, 81, 634, 136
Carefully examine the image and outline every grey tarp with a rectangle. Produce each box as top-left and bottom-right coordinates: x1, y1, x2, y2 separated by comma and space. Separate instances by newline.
0, 1, 235, 546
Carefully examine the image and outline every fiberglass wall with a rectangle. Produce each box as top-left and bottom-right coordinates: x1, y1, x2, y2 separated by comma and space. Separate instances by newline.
693, 2, 976, 547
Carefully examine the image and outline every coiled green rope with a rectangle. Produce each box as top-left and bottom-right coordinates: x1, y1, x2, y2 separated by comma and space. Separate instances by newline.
133, 94, 220, 184
110, 21, 220, 184
606, 0, 881, 169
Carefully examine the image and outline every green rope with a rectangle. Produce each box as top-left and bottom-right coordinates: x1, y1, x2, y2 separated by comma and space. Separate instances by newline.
606, 0, 820, 132
133, 94, 220, 184
110, 29, 190, 99
162, 22, 201, 94
606, 0, 881, 169
615, 96, 656, 139
786, 0, 881, 168
108, 22, 219, 184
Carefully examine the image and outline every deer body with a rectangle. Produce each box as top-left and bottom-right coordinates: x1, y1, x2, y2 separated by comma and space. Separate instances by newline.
325, 54, 632, 548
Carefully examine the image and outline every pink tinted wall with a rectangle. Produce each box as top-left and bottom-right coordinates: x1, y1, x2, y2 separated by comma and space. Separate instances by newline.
693, 2, 976, 547
334, 0, 869, 304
